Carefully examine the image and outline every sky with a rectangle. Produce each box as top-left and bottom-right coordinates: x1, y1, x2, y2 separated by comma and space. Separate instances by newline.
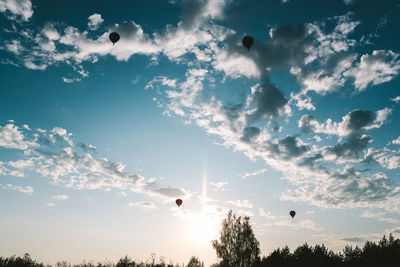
0, 0, 400, 265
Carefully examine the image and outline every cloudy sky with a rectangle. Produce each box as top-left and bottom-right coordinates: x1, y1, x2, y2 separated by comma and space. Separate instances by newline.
1, 0, 400, 265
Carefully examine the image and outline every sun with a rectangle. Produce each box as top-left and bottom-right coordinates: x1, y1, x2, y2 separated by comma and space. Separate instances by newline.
190, 213, 219, 244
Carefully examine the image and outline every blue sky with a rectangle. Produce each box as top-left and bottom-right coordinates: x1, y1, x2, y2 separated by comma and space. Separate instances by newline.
1, 0, 400, 265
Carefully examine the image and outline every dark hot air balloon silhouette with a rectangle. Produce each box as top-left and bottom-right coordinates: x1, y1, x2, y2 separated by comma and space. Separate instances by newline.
242, 36, 254, 50
176, 199, 183, 207
290, 210, 296, 218
109, 32, 120, 45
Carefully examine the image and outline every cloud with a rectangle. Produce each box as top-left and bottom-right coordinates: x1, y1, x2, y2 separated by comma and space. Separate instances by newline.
0, 123, 37, 150
299, 108, 391, 137
128, 201, 157, 209
240, 168, 267, 179
0, 184, 33, 195
5, 40, 23, 55
391, 96, 400, 103
245, 82, 290, 129
361, 210, 400, 225
281, 166, 400, 209
274, 218, 324, 231
53, 194, 68, 200
0, 122, 188, 202
145, 76, 178, 90
62, 77, 82, 83
392, 137, 400, 145
209, 181, 227, 191
342, 237, 366, 243
212, 48, 259, 78
150, 187, 187, 199
363, 147, 400, 170
258, 208, 276, 220
180, 0, 226, 30
344, 50, 400, 91
0, 0, 33, 21
323, 135, 372, 161
227, 199, 253, 209
88, 14, 104, 30
298, 108, 392, 163
292, 53, 356, 95
270, 136, 310, 160
155, 63, 399, 211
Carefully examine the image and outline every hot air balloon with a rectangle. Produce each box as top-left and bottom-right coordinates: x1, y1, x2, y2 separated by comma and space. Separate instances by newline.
176, 199, 183, 207
242, 36, 254, 51
109, 32, 120, 45
290, 210, 296, 218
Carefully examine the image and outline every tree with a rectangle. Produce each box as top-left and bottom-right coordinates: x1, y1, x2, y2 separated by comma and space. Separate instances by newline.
212, 210, 260, 267
187, 256, 203, 267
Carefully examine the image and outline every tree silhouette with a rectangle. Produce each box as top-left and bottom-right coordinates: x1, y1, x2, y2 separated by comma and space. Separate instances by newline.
0, 253, 44, 267
212, 210, 260, 267
186, 256, 203, 267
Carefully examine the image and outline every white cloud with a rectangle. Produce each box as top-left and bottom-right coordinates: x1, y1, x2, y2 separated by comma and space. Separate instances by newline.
391, 96, 400, 103
128, 201, 157, 209
258, 208, 276, 220
62, 77, 82, 83
289, 92, 316, 111
299, 108, 391, 137
294, 54, 356, 95
227, 199, 253, 209
0, 124, 37, 150
305, 15, 359, 63
5, 40, 23, 55
212, 49, 260, 79
53, 194, 69, 201
0, 121, 188, 202
88, 13, 104, 30
363, 148, 400, 170
344, 50, 400, 91
0, 0, 33, 21
281, 168, 400, 209
209, 181, 227, 191
0, 184, 33, 195
361, 210, 400, 225
24, 61, 47, 70
7, 159, 34, 169
274, 218, 324, 231
392, 137, 400, 145
145, 76, 178, 90
240, 168, 267, 179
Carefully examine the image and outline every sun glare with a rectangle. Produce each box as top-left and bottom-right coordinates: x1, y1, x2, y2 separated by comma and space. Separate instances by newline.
190, 213, 219, 244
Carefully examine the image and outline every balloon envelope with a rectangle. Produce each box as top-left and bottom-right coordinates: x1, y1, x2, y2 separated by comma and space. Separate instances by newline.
176, 199, 183, 207
290, 210, 296, 218
109, 32, 120, 45
242, 36, 254, 50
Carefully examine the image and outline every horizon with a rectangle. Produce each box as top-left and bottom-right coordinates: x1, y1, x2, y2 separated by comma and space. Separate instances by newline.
1, 0, 400, 266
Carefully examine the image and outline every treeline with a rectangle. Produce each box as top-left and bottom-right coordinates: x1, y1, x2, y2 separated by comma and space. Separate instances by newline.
256, 234, 400, 267
1, 234, 399, 267
0, 254, 203, 267
211, 211, 400, 267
